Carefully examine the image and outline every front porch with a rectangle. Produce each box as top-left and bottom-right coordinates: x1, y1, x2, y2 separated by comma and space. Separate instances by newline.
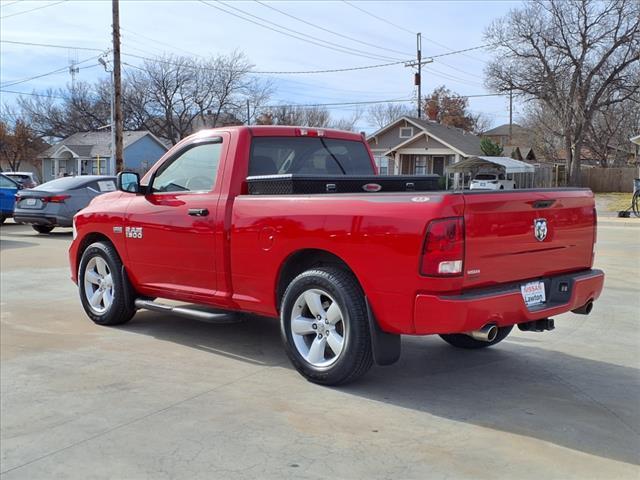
42, 150, 111, 182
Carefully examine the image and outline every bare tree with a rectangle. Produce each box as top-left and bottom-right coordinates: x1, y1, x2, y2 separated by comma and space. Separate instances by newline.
0, 120, 47, 172
259, 105, 332, 127
331, 107, 364, 132
367, 103, 412, 129
584, 92, 640, 166
9, 52, 273, 145
470, 112, 493, 135
485, 0, 640, 184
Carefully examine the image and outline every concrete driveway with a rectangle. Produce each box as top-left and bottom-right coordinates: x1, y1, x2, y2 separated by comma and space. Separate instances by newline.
1, 219, 639, 479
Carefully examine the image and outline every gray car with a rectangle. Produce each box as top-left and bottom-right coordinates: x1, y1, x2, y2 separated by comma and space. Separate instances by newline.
14, 175, 117, 234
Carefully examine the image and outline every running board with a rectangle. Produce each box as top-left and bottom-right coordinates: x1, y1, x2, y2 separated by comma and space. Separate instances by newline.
134, 298, 232, 322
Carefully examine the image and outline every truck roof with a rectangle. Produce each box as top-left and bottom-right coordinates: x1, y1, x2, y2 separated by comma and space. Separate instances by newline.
194, 125, 365, 142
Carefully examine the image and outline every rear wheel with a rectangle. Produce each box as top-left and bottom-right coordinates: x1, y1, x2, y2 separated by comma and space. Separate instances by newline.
32, 225, 54, 234
0, 216, 5, 224
439, 325, 513, 349
280, 267, 373, 385
633, 191, 640, 218
78, 242, 136, 326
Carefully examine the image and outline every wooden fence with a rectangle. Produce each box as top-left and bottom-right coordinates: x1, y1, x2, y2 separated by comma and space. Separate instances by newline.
580, 167, 638, 192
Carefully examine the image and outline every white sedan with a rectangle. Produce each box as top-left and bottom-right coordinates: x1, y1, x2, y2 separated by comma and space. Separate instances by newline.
469, 172, 516, 190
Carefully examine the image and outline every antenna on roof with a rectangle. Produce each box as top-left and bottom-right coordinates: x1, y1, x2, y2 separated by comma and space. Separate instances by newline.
68, 49, 80, 89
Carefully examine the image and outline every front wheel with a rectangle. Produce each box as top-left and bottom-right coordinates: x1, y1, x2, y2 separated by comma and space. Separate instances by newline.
33, 225, 54, 234
280, 267, 373, 385
633, 191, 640, 218
78, 242, 136, 326
439, 325, 513, 349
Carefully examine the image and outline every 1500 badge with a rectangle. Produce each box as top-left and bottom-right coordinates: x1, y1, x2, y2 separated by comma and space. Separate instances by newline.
125, 226, 143, 239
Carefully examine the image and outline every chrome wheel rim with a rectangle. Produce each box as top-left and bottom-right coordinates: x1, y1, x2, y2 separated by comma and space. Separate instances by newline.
290, 288, 346, 368
83, 256, 114, 315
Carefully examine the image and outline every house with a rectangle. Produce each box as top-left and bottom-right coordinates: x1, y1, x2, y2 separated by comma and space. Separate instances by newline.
482, 123, 534, 147
366, 117, 484, 176
502, 146, 537, 162
38, 131, 168, 182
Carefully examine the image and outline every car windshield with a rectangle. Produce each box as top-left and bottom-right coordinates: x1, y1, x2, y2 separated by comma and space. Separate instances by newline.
249, 137, 374, 176
474, 174, 498, 180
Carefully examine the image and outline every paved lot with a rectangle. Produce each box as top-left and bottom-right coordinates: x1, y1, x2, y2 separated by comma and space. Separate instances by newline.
1, 219, 639, 479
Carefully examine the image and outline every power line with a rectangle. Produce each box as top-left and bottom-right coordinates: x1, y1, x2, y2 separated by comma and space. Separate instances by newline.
342, 0, 415, 35
123, 53, 408, 75
0, 0, 68, 19
0, 38, 497, 76
2, 1, 23, 8
0, 39, 105, 52
1, 57, 101, 87
254, 0, 412, 57
199, 0, 403, 62
0, 89, 65, 99
121, 28, 204, 58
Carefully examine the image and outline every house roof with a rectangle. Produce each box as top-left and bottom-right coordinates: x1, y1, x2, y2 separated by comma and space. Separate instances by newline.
482, 123, 530, 136
370, 116, 484, 157
40, 131, 168, 158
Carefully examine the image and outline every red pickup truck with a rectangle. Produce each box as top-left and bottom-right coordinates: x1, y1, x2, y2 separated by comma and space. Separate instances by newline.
69, 126, 604, 385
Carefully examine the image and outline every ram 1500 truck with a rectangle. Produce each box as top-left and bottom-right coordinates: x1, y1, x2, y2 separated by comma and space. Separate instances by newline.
69, 126, 604, 385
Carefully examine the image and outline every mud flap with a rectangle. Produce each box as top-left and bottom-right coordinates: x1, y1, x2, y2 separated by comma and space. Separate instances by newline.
365, 297, 401, 366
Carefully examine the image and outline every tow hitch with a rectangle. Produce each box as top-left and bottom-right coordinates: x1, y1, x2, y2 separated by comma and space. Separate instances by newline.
518, 318, 555, 332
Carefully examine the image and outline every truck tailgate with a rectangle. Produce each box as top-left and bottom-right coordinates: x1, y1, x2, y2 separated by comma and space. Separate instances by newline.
462, 189, 595, 289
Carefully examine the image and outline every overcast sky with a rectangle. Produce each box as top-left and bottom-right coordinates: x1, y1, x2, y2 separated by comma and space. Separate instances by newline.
1, 0, 523, 132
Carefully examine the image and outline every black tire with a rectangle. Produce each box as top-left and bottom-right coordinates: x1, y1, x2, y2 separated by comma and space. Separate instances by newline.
439, 325, 513, 349
280, 267, 373, 385
0, 216, 5, 224
33, 225, 54, 234
78, 241, 136, 326
633, 191, 640, 218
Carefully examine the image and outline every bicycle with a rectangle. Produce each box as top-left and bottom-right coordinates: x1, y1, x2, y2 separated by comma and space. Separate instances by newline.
618, 178, 640, 218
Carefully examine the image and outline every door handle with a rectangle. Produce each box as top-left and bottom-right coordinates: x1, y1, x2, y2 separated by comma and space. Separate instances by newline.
188, 208, 209, 217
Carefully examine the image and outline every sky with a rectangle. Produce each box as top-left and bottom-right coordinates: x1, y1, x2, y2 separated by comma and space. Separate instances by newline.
0, 0, 524, 133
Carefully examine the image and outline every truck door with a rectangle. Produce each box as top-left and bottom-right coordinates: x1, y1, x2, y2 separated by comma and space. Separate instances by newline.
124, 134, 228, 297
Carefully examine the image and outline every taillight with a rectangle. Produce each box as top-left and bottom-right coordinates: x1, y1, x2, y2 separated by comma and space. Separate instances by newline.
420, 217, 465, 276
43, 195, 70, 203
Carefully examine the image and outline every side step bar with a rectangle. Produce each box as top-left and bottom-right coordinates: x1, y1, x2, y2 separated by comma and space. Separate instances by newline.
134, 298, 233, 322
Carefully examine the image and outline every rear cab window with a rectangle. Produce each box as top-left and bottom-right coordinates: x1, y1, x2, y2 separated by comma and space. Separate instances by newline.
249, 137, 374, 176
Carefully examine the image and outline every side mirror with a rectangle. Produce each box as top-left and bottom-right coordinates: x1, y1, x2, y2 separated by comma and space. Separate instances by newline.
117, 171, 141, 193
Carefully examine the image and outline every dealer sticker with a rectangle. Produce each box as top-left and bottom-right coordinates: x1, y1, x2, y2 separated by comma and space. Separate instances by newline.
521, 281, 546, 307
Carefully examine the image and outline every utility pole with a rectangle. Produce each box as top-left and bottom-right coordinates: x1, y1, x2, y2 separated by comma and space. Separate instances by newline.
508, 87, 513, 144
246, 99, 251, 125
99, 54, 114, 176
112, 0, 124, 173
404, 33, 432, 119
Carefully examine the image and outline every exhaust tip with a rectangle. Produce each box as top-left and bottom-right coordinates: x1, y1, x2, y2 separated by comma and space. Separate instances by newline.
572, 299, 594, 315
486, 324, 498, 342
585, 301, 593, 315
465, 323, 498, 342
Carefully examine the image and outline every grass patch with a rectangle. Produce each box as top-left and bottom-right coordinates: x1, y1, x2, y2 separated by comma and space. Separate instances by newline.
597, 192, 634, 212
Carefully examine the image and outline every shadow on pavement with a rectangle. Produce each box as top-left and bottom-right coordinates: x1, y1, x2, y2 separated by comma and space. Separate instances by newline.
0, 239, 38, 250
123, 309, 639, 465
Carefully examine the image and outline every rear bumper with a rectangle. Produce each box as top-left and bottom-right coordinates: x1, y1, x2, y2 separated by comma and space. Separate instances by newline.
13, 211, 72, 227
413, 269, 604, 335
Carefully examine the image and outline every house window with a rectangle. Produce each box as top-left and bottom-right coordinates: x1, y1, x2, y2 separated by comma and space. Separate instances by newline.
92, 159, 107, 175
415, 156, 427, 175
399, 127, 413, 138
374, 155, 389, 175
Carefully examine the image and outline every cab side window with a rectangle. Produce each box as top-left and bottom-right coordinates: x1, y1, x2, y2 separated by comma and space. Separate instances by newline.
152, 142, 222, 193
